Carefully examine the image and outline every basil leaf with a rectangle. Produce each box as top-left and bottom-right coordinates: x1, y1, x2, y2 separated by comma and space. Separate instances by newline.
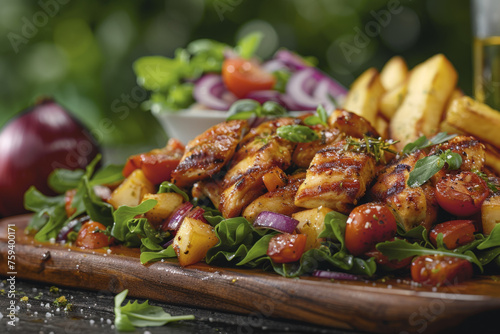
114, 289, 194, 332
48, 169, 85, 193
226, 99, 261, 120
440, 150, 462, 170
277, 125, 319, 143
304, 105, 328, 126
402, 132, 457, 155
158, 181, 189, 202
140, 246, 177, 264
236, 32, 262, 59
407, 155, 445, 188
261, 101, 287, 117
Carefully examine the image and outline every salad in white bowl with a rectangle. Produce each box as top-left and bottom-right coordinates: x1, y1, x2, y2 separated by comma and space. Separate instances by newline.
133, 33, 347, 142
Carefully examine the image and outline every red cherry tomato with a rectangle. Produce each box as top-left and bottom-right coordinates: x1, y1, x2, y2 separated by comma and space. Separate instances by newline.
123, 138, 184, 185
429, 220, 476, 250
222, 58, 276, 98
345, 203, 397, 256
267, 233, 307, 263
365, 248, 412, 271
75, 221, 110, 249
435, 171, 489, 216
411, 255, 473, 286
64, 189, 77, 218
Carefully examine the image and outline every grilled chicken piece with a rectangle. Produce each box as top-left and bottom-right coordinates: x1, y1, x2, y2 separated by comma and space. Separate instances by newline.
243, 173, 305, 222
328, 109, 380, 139
294, 140, 377, 214
171, 120, 248, 188
292, 128, 341, 168
192, 179, 222, 209
370, 150, 438, 231
219, 119, 297, 218
429, 135, 485, 172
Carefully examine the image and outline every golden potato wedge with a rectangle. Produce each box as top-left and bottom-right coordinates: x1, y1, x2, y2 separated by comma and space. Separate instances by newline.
484, 143, 500, 175
108, 169, 155, 209
390, 54, 457, 147
342, 68, 385, 126
293, 206, 333, 251
142, 192, 184, 227
443, 96, 500, 148
173, 217, 219, 266
380, 55, 408, 91
482, 194, 500, 235
374, 114, 389, 139
379, 80, 407, 120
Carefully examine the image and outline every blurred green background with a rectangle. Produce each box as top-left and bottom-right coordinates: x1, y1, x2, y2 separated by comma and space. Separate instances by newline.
0, 0, 471, 161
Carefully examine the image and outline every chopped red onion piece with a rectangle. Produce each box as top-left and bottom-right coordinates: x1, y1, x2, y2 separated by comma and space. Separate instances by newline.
163, 202, 194, 232
56, 215, 89, 242
193, 74, 236, 110
274, 50, 311, 71
187, 206, 208, 224
253, 211, 299, 234
245, 90, 284, 105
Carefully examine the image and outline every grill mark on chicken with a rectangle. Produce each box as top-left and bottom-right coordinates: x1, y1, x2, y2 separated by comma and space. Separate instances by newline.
171, 120, 247, 187
292, 129, 341, 168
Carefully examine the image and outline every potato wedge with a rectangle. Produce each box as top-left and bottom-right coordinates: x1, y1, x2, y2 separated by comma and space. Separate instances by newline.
374, 114, 389, 139
379, 80, 407, 120
484, 143, 500, 175
342, 68, 385, 126
293, 206, 333, 251
142, 192, 184, 227
390, 54, 457, 147
380, 55, 408, 91
173, 217, 219, 266
108, 169, 155, 209
482, 194, 500, 235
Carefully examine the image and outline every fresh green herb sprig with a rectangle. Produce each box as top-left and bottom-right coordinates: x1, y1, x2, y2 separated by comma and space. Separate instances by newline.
407, 149, 462, 188
304, 105, 328, 127
226, 99, 287, 120
402, 132, 457, 155
277, 125, 319, 143
343, 135, 399, 163
473, 169, 500, 192
114, 289, 194, 332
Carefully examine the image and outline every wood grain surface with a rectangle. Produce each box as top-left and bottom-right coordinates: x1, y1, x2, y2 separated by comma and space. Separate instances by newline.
1, 215, 499, 333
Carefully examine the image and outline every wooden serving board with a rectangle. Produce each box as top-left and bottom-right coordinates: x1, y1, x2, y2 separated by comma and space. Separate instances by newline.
1, 215, 500, 333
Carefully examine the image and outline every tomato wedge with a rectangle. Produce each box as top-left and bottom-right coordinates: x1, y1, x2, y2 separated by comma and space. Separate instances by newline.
222, 58, 276, 98
411, 255, 473, 286
345, 203, 397, 256
123, 138, 185, 185
262, 166, 288, 192
365, 248, 412, 271
267, 233, 307, 263
429, 220, 476, 250
435, 171, 489, 216
76, 221, 111, 249
64, 188, 77, 218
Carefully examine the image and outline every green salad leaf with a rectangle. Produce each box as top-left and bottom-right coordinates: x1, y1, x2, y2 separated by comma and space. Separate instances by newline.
158, 181, 189, 201
402, 132, 457, 155
304, 105, 328, 127
277, 125, 319, 143
114, 289, 194, 332
407, 149, 462, 188
140, 245, 177, 265
236, 31, 262, 59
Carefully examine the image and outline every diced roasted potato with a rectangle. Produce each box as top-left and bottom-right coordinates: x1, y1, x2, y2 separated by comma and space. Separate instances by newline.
342, 68, 385, 126
379, 80, 407, 120
443, 96, 500, 148
390, 54, 457, 147
293, 206, 332, 251
380, 55, 408, 91
108, 169, 155, 209
482, 194, 500, 235
142, 192, 184, 227
173, 217, 219, 266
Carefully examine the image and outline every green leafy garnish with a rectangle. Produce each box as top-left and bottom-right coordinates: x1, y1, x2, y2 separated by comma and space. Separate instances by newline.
304, 105, 328, 127
158, 181, 189, 202
277, 125, 319, 143
111, 200, 158, 247
343, 135, 398, 163
407, 149, 462, 188
402, 132, 457, 155
473, 169, 500, 192
140, 245, 177, 264
235, 32, 262, 59
114, 289, 194, 332
226, 99, 287, 120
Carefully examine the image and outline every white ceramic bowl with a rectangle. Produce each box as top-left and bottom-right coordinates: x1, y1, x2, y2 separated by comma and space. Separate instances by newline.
153, 108, 306, 144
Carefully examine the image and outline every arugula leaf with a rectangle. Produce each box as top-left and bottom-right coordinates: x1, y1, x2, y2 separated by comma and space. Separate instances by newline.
396, 224, 426, 240
90, 164, 124, 186
277, 125, 319, 143
158, 182, 189, 201
140, 245, 177, 264
111, 200, 158, 246
48, 169, 85, 193
376, 239, 483, 271
304, 105, 328, 127
236, 32, 263, 59
477, 224, 500, 250
402, 132, 457, 155
81, 176, 114, 227
319, 211, 348, 247
114, 289, 194, 332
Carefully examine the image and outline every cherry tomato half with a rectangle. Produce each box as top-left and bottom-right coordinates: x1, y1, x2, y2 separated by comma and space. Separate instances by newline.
429, 220, 476, 250
435, 171, 489, 216
345, 203, 397, 256
267, 233, 307, 263
123, 138, 184, 185
411, 255, 473, 286
75, 221, 110, 249
365, 248, 412, 271
222, 58, 276, 98
64, 188, 77, 218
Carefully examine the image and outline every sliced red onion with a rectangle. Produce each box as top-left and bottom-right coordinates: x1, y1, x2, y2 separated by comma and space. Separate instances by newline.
312, 270, 361, 281
274, 50, 311, 71
245, 90, 284, 105
193, 74, 236, 110
253, 211, 299, 234
163, 202, 194, 232
162, 238, 174, 249
261, 59, 289, 73
187, 206, 208, 224
56, 215, 89, 242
